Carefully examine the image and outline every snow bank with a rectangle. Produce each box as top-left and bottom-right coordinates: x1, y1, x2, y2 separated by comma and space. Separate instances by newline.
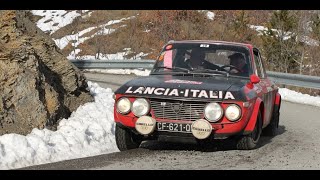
54, 25, 114, 50
279, 88, 320, 107
69, 50, 149, 60
206, 11, 215, 20
86, 69, 150, 76
31, 10, 81, 35
249, 25, 319, 46
54, 26, 98, 49
198, 10, 215, 20
249, 25, 293, 40
31, 11, 147, 59
0, 82, 119, 170
55, 16, 135, 50
73, 52, 128, 60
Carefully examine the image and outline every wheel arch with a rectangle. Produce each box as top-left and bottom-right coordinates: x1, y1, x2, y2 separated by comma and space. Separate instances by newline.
275, 92, 281, 107
243, 98, 264, 133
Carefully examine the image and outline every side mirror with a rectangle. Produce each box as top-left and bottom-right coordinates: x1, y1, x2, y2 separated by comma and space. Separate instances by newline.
250, 74, 260, 84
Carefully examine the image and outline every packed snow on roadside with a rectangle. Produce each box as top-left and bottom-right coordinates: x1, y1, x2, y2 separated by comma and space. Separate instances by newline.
278, 88, 320, 107
0, 82, 119, 170
85, 68, 151, 76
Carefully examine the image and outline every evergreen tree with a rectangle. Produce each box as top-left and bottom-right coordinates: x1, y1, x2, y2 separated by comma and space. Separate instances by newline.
261, 10, 300, 73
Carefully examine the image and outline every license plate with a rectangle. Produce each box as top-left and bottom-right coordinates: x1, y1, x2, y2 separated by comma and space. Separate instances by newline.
156, 122, 192, 133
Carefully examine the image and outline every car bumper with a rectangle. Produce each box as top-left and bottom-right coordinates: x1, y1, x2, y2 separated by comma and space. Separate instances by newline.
115, 112, 250, 139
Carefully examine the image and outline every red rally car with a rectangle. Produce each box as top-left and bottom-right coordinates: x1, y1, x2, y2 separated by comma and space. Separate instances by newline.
113, 40, 281, 151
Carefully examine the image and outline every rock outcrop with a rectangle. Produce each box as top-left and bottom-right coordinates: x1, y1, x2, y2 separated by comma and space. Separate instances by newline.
0, 10, 93, 135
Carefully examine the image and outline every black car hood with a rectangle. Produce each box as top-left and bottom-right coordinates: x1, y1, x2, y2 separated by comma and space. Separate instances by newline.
115, 74, 250, 101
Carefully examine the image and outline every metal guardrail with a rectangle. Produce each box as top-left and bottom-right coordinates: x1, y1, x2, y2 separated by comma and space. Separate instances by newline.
267, 71, 320, 89
70, 60, 156, 70
70, 59, 320, 89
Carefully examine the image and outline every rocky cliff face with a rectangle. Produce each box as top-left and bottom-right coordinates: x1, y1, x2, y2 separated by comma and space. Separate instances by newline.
0, 10, 93, 135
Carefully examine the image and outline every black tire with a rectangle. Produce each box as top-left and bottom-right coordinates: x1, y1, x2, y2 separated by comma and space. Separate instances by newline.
115, 124, 142, 151
236, 111, 263, 150
263, 104, 280, 136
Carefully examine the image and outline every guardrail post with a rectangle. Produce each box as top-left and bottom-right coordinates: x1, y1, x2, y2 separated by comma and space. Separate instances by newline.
280, 84, 286, 88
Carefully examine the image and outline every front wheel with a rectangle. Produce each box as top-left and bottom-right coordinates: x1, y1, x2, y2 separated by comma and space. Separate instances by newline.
236, 111, 263, 150
115, 124, 142, 151
263, 104, 280, 136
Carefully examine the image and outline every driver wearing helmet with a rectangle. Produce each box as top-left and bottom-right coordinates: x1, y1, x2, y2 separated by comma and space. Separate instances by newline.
228, 53, 249, 76
188, 49, 205, 69
187, 49, 220, 70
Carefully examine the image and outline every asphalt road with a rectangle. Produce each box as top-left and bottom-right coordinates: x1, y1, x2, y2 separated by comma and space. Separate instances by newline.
22, 72, 320, 170
84, 72, 138, 91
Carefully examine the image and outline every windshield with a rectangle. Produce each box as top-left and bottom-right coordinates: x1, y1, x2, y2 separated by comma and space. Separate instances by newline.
152, 43, 252, 77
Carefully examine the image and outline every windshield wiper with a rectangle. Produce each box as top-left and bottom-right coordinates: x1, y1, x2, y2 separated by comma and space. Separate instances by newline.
191, 69, 229, 77
154, 66, 190, 73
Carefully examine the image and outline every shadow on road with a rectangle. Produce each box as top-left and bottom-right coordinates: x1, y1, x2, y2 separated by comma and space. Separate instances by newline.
140, 125, 287, 152
259, 125, 286, 148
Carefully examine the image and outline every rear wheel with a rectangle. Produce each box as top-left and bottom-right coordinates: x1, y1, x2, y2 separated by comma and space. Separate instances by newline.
236, 111, 263, 150
115, 124, 142, 151
263, 104, 280, 136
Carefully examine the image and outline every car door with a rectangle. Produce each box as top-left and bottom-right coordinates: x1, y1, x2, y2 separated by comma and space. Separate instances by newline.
253, 48, 275, 127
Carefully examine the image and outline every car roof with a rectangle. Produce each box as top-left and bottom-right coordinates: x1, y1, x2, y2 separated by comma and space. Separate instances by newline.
171, 40, 253, 49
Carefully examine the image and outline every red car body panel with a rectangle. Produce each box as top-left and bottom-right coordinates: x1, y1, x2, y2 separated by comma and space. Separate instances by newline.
275, 92, 281, 105
243, 98, 263, 133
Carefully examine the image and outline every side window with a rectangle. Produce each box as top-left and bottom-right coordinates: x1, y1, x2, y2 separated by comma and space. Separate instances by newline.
253, 49, 266, 78
259, 52, 268, 78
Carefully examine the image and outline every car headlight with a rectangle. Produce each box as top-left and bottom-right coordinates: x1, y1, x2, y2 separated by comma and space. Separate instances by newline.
204, 102, 223, 122
116, 97, 131, 114
225, 104, 242, 121
132, 98, 150, 117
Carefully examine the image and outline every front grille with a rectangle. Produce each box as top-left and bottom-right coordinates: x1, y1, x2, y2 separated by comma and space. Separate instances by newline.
150, 99, 206, 121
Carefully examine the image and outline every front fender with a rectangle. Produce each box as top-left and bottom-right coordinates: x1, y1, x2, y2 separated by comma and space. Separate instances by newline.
275, 92, 281, 106
243, 98, 263, 134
